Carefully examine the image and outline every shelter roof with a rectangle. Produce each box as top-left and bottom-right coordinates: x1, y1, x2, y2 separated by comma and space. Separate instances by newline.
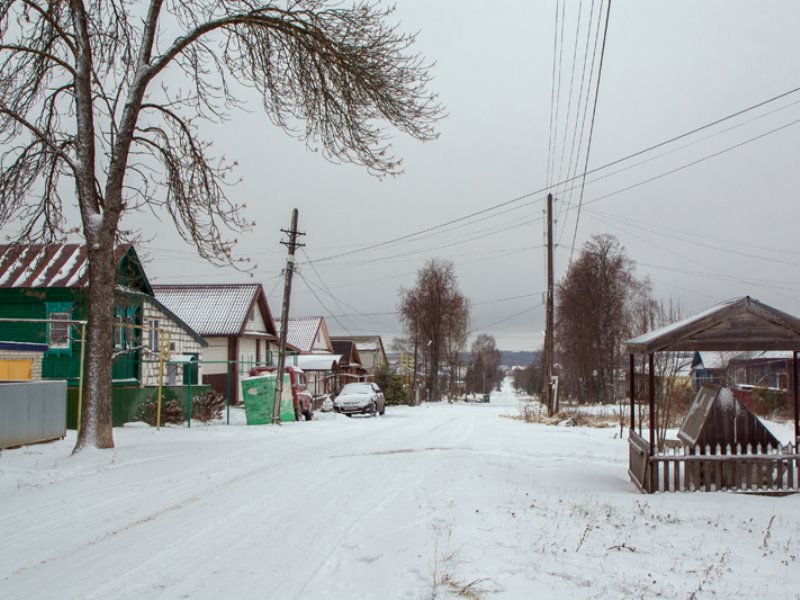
0, 244, 150, 293
625, 297, 800, 353
153, 283, 276, 338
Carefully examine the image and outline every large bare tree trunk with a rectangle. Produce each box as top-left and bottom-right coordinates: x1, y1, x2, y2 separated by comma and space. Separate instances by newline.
74, 239, 117, 450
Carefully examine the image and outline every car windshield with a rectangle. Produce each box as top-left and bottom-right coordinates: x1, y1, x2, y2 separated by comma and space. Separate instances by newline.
340, 384, 372, 394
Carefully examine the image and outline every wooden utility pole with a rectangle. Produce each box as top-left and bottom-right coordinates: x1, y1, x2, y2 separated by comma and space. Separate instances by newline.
272, 208, 305, 424
545, 193, 556, 416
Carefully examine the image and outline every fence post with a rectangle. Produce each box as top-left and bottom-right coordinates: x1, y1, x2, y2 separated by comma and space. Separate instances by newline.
156, 334, 165, 430
187, 362, 192, 429
76, 322, 87, 437
226, 362, 231, 425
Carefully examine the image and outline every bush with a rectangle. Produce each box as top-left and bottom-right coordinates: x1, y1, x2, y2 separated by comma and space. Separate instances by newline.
374, 362, 408, 405
137, 396, 185, 426
191, 390, 227, 422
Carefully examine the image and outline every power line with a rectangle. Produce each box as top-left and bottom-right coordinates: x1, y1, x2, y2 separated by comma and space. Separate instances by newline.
470, 305, 542, 334
548, 0, 567, 188
299, 259, 394, 330
554, 0, 586, 193
558, 0, 602, 238
556, 0, 602, 232
589, 209, 800, 269
305, 84, 800, 266
296, 271, 354, 336
568, 0, 613, 264
588, 205, 800, 257
546, 0, 561, 190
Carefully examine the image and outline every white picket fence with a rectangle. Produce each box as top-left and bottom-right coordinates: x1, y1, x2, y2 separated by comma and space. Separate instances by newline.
629, 430, 800, 493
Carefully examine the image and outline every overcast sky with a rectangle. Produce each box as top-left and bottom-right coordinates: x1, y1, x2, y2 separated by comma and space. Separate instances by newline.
132, 1, 800, 352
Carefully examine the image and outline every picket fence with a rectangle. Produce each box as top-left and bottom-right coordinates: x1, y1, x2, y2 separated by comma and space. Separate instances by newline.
628, 430, 799, 494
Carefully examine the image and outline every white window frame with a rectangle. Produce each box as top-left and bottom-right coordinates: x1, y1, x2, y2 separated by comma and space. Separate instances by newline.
149, 319, 160, 352
48, 312, 71, 350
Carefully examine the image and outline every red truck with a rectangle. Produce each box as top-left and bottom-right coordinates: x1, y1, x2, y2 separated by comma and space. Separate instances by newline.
248, 365, 314, 421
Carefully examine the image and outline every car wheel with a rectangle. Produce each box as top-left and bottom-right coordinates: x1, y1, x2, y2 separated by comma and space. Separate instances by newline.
305, 409, 314, 421
345, 413, 352, 418
379, 404, 385, 416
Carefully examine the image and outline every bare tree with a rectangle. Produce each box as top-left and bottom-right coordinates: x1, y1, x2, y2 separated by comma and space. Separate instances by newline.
399, 259, 468, 403
556, 234, 653, 404
0, 1, 442, 450
465, 333, 501, 395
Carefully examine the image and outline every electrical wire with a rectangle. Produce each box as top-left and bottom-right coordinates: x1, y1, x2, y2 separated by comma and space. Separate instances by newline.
296, 271, 354, 336
568, 0, 613, 264
546, 0, 561, 190
305, 84, 800, 266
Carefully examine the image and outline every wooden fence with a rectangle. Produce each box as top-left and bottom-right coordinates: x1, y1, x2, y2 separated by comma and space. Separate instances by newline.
628, 430, 799, 493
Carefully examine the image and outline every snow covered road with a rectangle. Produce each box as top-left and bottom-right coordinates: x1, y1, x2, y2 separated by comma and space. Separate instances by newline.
2, 381, 799, 599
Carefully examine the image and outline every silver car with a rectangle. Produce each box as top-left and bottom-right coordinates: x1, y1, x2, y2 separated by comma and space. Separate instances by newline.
334, 383, 385, 417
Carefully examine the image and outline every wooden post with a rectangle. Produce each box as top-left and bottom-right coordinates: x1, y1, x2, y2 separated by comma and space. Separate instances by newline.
629, 353, 635, 431
544, 193, 555, 415
273, 209, 303, 424
648, 353, 655, 454
794, 352, 798, 445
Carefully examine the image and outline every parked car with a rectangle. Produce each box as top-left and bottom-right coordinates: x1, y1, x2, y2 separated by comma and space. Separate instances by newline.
333, 382, 385, 417
248, 365, 314, 421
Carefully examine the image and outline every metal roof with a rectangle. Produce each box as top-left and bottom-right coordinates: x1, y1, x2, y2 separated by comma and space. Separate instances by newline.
153, 284, 264, 337
295, 354, 341, 371
0, 244, 133, 288
626, 297, 800, 353
274, 317, 323, 353
332, 335, 385, 354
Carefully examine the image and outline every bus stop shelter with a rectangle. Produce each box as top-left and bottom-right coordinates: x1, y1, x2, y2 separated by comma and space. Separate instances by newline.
625, 296, 800, 493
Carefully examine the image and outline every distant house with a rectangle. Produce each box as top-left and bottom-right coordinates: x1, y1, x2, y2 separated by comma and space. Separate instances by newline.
295, 354, 340, 397
331, 339, 368, 385
275, 316, 334, 354
690, 352, 730, 391
275, 317, 337, 396
331, 335, 387, 374
0, 244, 207, 424
153, 283, 283, 403
728, 351, 792, 391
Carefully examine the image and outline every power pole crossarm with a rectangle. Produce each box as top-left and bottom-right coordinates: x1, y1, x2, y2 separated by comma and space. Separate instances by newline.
272, 208, 305, 425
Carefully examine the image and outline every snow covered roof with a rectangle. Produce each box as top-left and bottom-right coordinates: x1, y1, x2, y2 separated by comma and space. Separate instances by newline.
0, 244, 147, 290
330, 340, 362, 367
626, 297, 800, 353
332, 335, 384, 353
295, 354, 341, 371
274, 317, 323, 353
692, 352, 733, 370
153, 283, 275, 337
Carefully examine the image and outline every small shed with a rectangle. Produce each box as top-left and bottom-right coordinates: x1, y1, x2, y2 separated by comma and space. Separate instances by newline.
625, 296, 800, 494
678, 384, 779, 450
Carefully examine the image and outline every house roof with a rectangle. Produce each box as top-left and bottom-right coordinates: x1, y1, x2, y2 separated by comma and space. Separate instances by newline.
332, 335, 386, 356
295, 354, 341, 371
274, 317, 324, 353
129, 292, 208, 347
331, 339, 362, 367
625, 297, 800, 353
0, 244, 151, 293
152, 283, 276, 337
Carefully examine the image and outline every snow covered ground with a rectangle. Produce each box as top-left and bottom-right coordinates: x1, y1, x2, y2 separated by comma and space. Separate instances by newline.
1, 380, 799, 599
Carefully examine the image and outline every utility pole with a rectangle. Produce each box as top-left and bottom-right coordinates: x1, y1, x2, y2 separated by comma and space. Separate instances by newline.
544, 193, 556, 416
272, 208, 305, 424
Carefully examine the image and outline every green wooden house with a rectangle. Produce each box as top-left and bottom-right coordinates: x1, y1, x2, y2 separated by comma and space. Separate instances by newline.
0, 243, 208, 426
